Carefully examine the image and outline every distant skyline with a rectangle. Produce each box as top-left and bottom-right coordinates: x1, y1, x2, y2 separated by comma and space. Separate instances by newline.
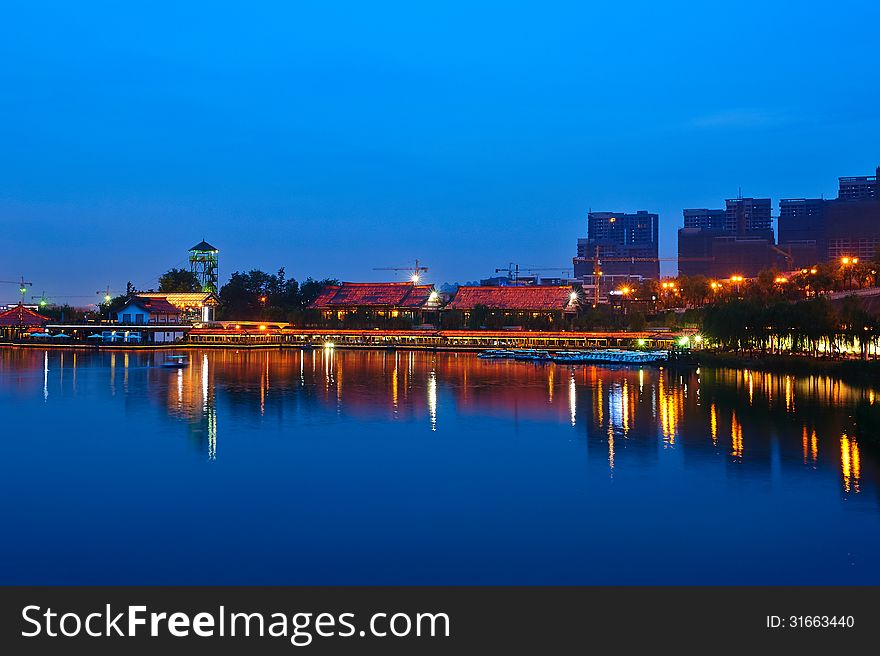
1, 1, 879, 302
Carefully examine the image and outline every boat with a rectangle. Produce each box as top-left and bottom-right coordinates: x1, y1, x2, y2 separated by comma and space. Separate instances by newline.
161, 355, 190, 369
547, 349, 669, 365
549, 351, 587, 363
512, 349, 551, 361
478, 349, 515, 359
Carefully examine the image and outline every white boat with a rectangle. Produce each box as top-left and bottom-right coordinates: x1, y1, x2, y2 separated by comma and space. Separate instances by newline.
512, 349, 550, 361
550, 349, 668, 365
161, 354, 190, 369
478, 349, 515, 359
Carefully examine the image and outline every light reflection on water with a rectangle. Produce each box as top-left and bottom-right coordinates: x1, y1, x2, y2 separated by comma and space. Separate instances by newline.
0, 347, 879, 585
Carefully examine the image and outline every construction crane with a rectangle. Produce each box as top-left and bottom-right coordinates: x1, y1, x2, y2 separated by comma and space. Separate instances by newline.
574, 248, 713, 306
495, 264, 572, 284
373, 259, 429, 283
0, 276, 33, 303
495, 263, 520, 283
32, 292, 103, 309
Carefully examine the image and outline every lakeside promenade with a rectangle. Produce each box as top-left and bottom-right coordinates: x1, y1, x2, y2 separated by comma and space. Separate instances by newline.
0, 326, 691, 351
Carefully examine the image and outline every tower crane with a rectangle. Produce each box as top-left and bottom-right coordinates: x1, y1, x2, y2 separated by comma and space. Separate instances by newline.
495, 264, 573, 284
372, 259, 429, 283
32, 292, 104, 309
574, 248, 713, 307
0, 276, 33, 303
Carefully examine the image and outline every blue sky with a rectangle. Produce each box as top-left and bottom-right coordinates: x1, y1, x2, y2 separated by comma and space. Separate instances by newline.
1, 1, 878, 300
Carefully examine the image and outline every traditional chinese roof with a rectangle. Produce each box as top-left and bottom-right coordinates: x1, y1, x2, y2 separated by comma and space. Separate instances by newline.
445, 286, 577, 311
138, 292, 219, 308
309, 282, 439, 310
123, 297, 182, 315
190, 240, 219, 252
0, 303, 50, 327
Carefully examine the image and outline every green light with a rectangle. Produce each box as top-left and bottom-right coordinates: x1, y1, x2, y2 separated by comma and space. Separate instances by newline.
678, 336, 690, 347
19, 287, 26, 295
39, 300, 47, 307
637, 338, 646, 347
104, 294, 112, 303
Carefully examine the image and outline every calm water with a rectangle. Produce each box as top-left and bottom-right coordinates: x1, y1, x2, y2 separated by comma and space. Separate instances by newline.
1, 347, 878, 584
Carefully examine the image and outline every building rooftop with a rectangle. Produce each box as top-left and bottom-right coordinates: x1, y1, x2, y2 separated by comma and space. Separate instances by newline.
445, 286, 577, 311
309, 282, 438, 309
138, 292, 219, 307
189, 240, 219, 252
0, 303, 50, 327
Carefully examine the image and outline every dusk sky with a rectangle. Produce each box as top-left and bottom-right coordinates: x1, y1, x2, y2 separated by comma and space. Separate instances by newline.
1, 1, 878, 302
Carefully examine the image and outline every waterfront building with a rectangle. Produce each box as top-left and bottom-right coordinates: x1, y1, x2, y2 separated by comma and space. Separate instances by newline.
115, 297, 185, 343
573, 210, 660, 282
308, 282, 441, 325
444, 285, 578, 326
117, 297, 182, 325
0, 303, 49, 339
138, 291, 219, 323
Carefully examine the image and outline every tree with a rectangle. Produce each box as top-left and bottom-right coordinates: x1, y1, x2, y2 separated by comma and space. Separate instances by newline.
218, 270, 275, 319
159, 268, 201, 292
298, 277, 340, 309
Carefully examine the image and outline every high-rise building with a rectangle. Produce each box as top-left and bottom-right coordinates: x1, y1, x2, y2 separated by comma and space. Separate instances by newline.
683, 208, 726, 230
678, 196, 782, 278
838, 171, 878, 201
573, 210, 659, 281
777, 198, 825, 267
723, 197, 773, 235
777, 167, 880, 265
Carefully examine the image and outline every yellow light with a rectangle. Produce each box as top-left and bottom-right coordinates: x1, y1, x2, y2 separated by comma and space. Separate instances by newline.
411, 273, 421, 283
853, 257, 859, 264
621, 286, 630, 295
569, 291, 579, 302
429, 290, 439, 302
104, 294, 112, 303
774, 276, 788, 284
323, 341, 335, 348
694, 334, 703, 344
609, 217, 616, 223
810, 268, 817, 274
258, 325, 267, 331
841, 257, 850, 265
637, 338, 646, 347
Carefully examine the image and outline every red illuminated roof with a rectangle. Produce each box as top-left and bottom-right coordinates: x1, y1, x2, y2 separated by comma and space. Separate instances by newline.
0, 303, 51, 327
445, 286, 576, 311
309, 282, 437, 309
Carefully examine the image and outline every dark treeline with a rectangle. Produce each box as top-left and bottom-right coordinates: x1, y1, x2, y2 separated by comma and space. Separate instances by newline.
217, 269, 339, 323
702, 296, 879, 359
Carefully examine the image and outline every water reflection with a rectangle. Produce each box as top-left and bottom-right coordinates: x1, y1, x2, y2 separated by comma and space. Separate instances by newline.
1, 348, 877, 498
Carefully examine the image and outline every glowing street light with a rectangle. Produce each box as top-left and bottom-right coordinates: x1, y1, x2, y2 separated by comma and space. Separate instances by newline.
410, 273, 421, 283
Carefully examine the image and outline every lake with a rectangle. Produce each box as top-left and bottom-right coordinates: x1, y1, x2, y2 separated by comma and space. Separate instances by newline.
1, 347, 878, 584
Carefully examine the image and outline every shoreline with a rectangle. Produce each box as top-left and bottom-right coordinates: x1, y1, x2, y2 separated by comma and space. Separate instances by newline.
698, 351, 880, 384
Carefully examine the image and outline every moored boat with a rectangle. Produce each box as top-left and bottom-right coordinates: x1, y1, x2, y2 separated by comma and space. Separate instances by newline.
161, 354, 190, 369
478, 349, 516, 359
